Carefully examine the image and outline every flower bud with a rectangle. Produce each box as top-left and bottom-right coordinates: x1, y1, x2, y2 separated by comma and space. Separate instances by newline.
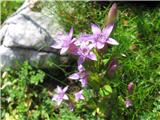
107, 58, 118, 77
104, 3, 118, 26
125, 99, 132, 108
128, 82, 134, 93
69, 102, 74, 111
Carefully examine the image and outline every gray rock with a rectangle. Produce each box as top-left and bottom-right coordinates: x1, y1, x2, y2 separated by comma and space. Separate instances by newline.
0, 0, 68, 69
0, 45, 59, 68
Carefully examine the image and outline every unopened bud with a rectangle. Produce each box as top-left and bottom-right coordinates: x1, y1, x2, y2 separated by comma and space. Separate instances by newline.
128, 82, 134, 93
125, 99, 132, 108
69, 103, 74, 112
107, 58, 118, 77
104, 3, 118, 26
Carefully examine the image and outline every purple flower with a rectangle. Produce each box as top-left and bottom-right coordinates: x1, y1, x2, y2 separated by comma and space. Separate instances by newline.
68, 64, 88, 87
74, 90, 85, 102
90, 23, 119, 49
125, 99, 132, 108
128, 82, 134, 93
79, 78, 88, 88
52, 86, 69, 106
107, 58, 118, 77
51, 28, 76, 54
77, 43, 97, 65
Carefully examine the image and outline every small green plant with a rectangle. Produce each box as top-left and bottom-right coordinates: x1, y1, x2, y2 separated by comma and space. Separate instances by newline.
1, 61, 46, 119
1, 1, 23, 24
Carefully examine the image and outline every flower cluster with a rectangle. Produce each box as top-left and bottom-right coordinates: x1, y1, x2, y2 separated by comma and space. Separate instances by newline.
51, 22, 119, 106
51, 3, 119, 107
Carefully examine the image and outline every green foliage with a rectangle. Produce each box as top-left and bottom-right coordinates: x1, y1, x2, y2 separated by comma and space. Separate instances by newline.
45, 1, 109, 36
1, 61, 48, 119
1, 1, 23, 24
99, 84, 112, 97
1, 61, 81, 120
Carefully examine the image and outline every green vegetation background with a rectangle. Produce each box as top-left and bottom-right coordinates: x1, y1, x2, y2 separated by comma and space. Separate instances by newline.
1, 1, 23, 24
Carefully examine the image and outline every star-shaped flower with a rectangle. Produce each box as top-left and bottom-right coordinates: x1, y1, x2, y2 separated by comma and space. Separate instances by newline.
51, 28, 76, 54
77, 42, 97, 65
52, 86, 69, 106
74, 90, 85, 102
68, 64, 88, 87
90, 23, 119, 49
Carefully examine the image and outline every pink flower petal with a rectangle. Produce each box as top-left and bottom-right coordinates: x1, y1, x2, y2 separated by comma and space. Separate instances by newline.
71, 38, 76, 43
91, 24, 101, 35
102, 24, 114, 38
80, 95, 85, 99
51, 42, 62, 49
78, 64, 85, 72
60, 47, 69, 54
63, 86, 69, 92
106, 38, 119, 45
58, 35, 68, 40
63, 94, 69, 100
52, 94, 58, 101
68, 73, 80, 80
97, 42, 105, 49
69, 27, 74, 39
78, 56, 85, 65
55, 86, 62, 93
79, 34, 94, 41
88, 52, 97, 61
57, 99, 63, 106
79, 78, 88, 87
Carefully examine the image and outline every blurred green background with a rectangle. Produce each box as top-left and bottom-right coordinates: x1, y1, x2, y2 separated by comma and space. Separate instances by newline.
1, 0, 23, 24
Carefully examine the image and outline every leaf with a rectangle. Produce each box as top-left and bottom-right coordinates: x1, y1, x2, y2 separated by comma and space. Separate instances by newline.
30, 70, 45, 85
102, 58, 109, 65
99, 85, 112, 97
